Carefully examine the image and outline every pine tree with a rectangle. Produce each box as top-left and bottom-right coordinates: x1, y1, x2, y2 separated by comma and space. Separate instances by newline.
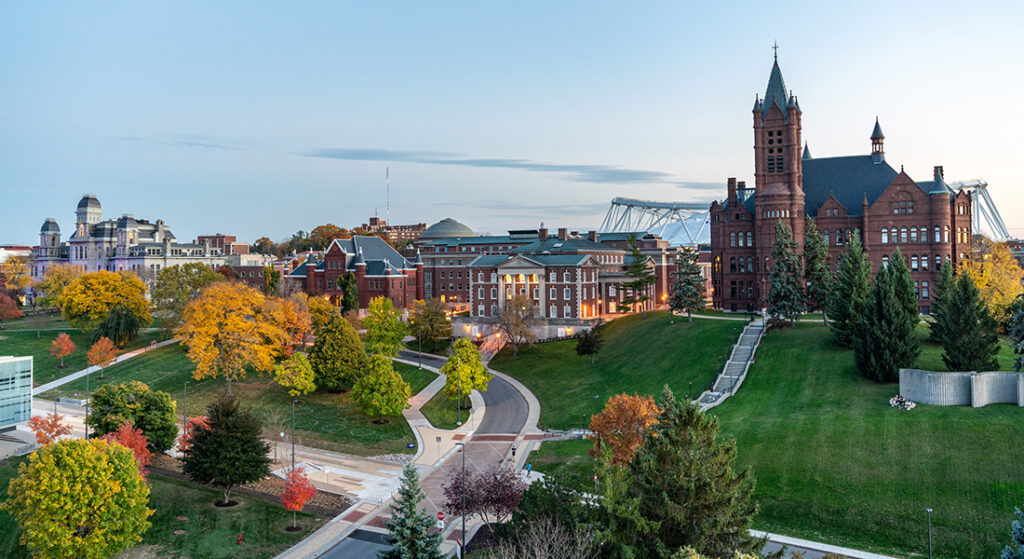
380, 463, 444, 559
1003, 507, 1024, 559
930, 259, 954, 344
826, 232, 870, 348
853, 267, 920, 383
765, 220, 805, 327
1008, 296, 1024, 372
803, 217, 832, 325
575, 326, 604, 365
668, 248, 706, 322
620, 236, 656, 318
887, 248, 919, 326
939, 274, 1000, 371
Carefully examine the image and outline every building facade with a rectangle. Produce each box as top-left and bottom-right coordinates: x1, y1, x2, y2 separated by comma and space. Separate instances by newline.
0, 356, 32, 431
710, 56, 972, 314
361, 217, 427, 247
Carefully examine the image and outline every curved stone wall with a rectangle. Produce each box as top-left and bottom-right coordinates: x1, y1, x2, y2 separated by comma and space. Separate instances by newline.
899, 369, 1024, 407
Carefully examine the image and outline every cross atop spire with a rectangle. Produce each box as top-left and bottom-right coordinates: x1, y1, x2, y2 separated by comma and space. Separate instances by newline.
772, 41, 779, 61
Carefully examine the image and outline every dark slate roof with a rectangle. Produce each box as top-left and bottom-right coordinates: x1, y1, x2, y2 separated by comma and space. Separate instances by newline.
762, 59, 792, 120
288, 262, 309, 278
510, 237, 618, 254
802, 142, 812, 160
468, 255, 512, 267
871, 118, 885, 139
468, 254, 594, 268
364, 260, 404, 276
420, 234, 534, 247
40, 219, 60, 234
77, 195, 101, 210
594, 232, 647, 242
328, 236, 414, 269
802, 156, 902, 216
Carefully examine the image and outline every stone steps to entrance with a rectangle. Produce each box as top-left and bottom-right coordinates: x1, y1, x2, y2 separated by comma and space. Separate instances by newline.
696, 318, 767, 411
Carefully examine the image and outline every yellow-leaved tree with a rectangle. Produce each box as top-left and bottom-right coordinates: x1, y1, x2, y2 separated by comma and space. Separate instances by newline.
177, 282, 287, 395
960, 237, 1024, 328
61, 270, 151, 330
33, 264, 81, 308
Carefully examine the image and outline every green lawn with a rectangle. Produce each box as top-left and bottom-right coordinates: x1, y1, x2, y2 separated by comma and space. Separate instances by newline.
529, 438, 596, 491
403, 338, 453, 357
42, 344, 440, 456
0, 312, 69, 330
0, 328, 163, 386
420, 388, 471, 430
489, 311, 737, 429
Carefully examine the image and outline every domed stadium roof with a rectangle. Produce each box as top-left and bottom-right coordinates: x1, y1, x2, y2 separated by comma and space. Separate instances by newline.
40, 218, 60, 234
420, 218, 477, 240
77, 195, 101, 210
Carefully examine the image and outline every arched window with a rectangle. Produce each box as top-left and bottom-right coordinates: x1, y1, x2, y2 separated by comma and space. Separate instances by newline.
911, 256, 919, 271
934, 226, 941, 243
730, 257, 737, 273
881, 228, 888, 244
910, 227, 918, 243
747, 257, 754, 272
737, 233, 744, 247
729, 232, 736, 247
882, 255, 890, 269
921, 255, 929, 271
900, 227, 908, 244
944, 225, 950, 243
845, 229, 852, 245
746, 232, 753, 247
824, 229, 830, 245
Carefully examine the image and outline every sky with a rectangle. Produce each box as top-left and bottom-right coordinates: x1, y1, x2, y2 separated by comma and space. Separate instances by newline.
2, 1, 1023, 245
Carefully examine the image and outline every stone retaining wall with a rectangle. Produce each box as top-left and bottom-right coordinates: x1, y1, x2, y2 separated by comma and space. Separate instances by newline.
899, 369, 1024, 407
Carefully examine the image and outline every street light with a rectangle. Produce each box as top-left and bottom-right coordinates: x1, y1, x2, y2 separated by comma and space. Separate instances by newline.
455, 442, 466, 557
926, 508, 933, 559
84, 369, 90, 438
183, 381, 189, 432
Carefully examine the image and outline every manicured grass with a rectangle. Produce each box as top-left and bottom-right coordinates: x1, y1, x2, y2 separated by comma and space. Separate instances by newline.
420, 389, 472, 430
529, 438, 596, 491
712, 323, 1024, 558
403, 338, 453, 357
43, 345, 439, 456
489, 311, 737, 430
0, 328, 163, 386
0, 312, 69, 330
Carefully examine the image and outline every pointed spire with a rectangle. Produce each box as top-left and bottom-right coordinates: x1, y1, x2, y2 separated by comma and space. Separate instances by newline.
761, 49, 791, 121
752, 95, 762, 111
871, 116, 885, 139
802, 142, 812, 160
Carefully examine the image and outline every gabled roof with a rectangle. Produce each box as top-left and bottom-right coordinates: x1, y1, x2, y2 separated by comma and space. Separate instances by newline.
326, 236, 413, 269
762, 59, 793, 121
802, 155, 902, 217
510, 237, 619, 254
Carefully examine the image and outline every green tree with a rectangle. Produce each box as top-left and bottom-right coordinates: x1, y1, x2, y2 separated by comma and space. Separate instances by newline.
1009, 296, 1024, 372
440, 337, 492, 402
500, 474, 595, 538
305, 294, 334, 333
364, 296, 407, 356
803, 217, 832, 325
765, 220, 805, 327
887, 248, 919, 326
1003, 507, 1024, 559
668, 247, 706, 321
575, 326, 604, 365
86, 381, 178, 452
264, 266, 281, 295
409, 298, 452, 352
274, 353, 317, 397
151, 262, 222, 331
182, 394, 271, 505
337, 272, 359, 313
497, 293, 538, 358
602, 387, 760, 558
929, 259, 955, 344
380, 462, 444, 559
309, 314, 367, 390
620, 237, 656, 318
92, 304, 141, 347
939, 274, 1000, 371
3, 438, 153, 559
826, 232, 870, 348
252, 236, 277, 255
352, 354, 411, 422
853, 267, 920, 383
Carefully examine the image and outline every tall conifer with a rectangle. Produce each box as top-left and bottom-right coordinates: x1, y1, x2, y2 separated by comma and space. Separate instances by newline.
853, 267, 920, 383
668, 247, 706, 322
765, 220, 805, 327
803, 217, 832, 325
888, 248, 919, 326
380, 463, 444, 559
826, 232, 870, 347
929, 259, 954, 344
938, 274, 1000, 371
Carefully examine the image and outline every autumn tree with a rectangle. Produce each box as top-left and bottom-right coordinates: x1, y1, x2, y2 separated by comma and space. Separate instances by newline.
364, 296, 407, 356
588, 393, 661, 465
938, 274, 1000, 372
101, 422, 153, 475
87, 381, 178, 452
1, 255, 31, 295
309, 313, 367, 390
151, 262, 222, 331
215, 264, 236, 280
803, 216, 833, 324
92, 304, 141, 347
305, 294, 334, 333
409, 297, 452, 352
274, 353, 317, 397
176, 415, 210, 452
620, 237, 656, 317
182, 394, 271, 505
177, 281, 287, 395
252, 236, 278, 255
61, 270, 151, 330
34, 264, 82, 309
441, 337, 492, 403
337, 273, 359, 313
352, 354, 411, 423
443, 463, 527, 534
263, 295, 312, 355
310, 223, 349, 250
87, 336, 118, 378
575, 326, 604, 365
381, 462, 444, 559
960, 237, 1024, 328
491, 517, 599, 559
3, 439, 153, 559
0, 293, 23, 328
668, 248, 706, 321
49, 333, 76, 368
497, 293, 539, 358
27, 412, 72, 445
281, 467, 318, 530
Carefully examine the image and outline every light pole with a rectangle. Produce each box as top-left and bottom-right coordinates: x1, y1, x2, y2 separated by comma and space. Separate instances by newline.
455, 441, 466, 557
926, 508, 933, 559
291, 399, 297, 472
417, 335, 422, 369
84, 370, 90, 438
183, 381, 189, 432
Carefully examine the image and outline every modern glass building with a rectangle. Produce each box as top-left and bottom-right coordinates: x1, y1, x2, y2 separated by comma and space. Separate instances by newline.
0, 356, 32, 431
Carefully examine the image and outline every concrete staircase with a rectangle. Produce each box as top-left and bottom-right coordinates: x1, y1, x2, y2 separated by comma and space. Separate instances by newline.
697, 319, 765, 410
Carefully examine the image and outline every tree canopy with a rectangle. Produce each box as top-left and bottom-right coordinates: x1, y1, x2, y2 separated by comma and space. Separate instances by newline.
274, 353, 317, 397
61, 270, 151, 330
86, 381, 178, 452
150, 262, 222, 331
33, 264, 81, 308
575, 326, 605, 365
309, 313, 367, 390
409, 298, 452, 352
352, 354, 411, 422
620, 237, 656, 316
939, 274, 1000, 372
440, 337, 492, 401
668, 248, 706, 321
887, 248, 919, 326
364, 296, 407, 356
588, 393, 660, 466
0, 293, 22, 326
381, 462, 444, 559
497, 293, 538, 358
92, 304, 142, 347
803, 216, 832, 324
853, 267, 919, 383
765, 220, 805, 326
826, 232, 870, 347
959, 237, 1024, 328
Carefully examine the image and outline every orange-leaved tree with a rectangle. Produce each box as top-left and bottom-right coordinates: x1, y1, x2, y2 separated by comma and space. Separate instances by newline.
281, 467, 317, 530
177, 282, 287, 395
588, 393, 662, 465
176, 415, 210, 452
87, 336, 118, 379
102, 422, 153, 475
263, 296, 312, 355
27, 413, 72, 445
0, 293, 22, 328
49, 333, 76, 368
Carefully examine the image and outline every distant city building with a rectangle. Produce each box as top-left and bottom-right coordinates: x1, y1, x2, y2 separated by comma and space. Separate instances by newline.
0, 356, 32, 431
710, 56, 973, 313
196, 234, 250, 256
225, 253, 286, 291
361, 217, 427, 247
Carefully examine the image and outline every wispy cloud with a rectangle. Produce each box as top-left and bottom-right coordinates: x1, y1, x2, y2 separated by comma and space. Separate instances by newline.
431, 199, 609, 216
674, 181, 724, 191
117, 134, 247, 150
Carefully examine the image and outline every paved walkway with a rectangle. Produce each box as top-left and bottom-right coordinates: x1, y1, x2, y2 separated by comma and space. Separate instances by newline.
32, 338, 180, 395
697, 318, 765, 410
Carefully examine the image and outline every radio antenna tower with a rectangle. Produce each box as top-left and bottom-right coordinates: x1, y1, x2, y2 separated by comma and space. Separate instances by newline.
385, 166, 390, 225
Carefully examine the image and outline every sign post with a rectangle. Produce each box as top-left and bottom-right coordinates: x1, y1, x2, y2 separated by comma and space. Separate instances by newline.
436, 511, 445, 530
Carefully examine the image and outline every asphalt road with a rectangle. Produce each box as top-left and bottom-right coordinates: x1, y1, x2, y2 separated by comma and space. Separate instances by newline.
320, 529, 390, 559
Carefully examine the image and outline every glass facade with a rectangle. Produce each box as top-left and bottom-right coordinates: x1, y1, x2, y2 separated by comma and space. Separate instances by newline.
0, 357, 32, 430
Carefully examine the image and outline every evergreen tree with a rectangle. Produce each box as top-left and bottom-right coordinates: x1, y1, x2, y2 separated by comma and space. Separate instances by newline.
338, 273, 359, 313
606, 387, 760, 558
620, 236, 656, 318
887, 248, 919, 326
803, 217, 833, 325
380, 462, 444, 559
574, 326, 604, 365
1008, 296, 1024, 372
668, 248, 706, 321
853, 267, 919, 383
826, 232, 870, 348
765, 220, 805, 327
92, 304, 142, 347
309, 314, 367, 390
930, 259, 955, 344
939, 274, 1000, 372
1003, 507, 1024, 559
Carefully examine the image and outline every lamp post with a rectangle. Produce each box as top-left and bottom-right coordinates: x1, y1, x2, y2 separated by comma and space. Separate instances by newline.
926, 508, 933, 559
84, 370, 90, 438
417, 335, 422, 369
455, 441, 466, 557
183, 381, 189, 432
291, 399, 297, 472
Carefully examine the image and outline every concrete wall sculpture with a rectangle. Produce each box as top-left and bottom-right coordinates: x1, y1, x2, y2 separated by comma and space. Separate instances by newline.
899, 369, 1024, 407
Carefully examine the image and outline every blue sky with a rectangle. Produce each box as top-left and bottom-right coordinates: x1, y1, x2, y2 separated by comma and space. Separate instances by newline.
2, 1, 1022, 245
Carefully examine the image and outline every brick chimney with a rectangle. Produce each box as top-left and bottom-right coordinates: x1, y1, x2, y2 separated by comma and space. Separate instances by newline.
538, 228, 548, 240
727, 177, 737, 207
588, 230, 598, 242
557, 228, 568, 240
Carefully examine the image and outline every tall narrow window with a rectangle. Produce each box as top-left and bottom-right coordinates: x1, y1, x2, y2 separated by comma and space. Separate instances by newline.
934, 226, 941, 243
900, 227, 908, 244
730, 232, 736, 247
910, 227, 918, 243
911, 256, 919, 271
881, 228, 888, 244
746, 232, 753, 247
824, 229, 830, 245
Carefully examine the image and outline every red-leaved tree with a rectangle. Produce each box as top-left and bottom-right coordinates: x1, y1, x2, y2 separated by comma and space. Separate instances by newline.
176, 415, 210, 452
27, 413, 72, 445
102, 422, 153, 475
588, 393, 661, 466
49, 333, 76, 368
87, 336, 118, 379
281, 467, 317, 530
443, 464, 526, 533
0, 294, 22, 328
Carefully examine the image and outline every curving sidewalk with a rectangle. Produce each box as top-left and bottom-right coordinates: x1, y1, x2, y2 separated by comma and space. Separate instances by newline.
32, 338, 180, 396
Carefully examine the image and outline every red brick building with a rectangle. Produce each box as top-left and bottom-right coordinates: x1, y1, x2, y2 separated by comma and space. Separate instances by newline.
196, 234, 249, 256
361, 217, 427, 247
710, 55, 973, 314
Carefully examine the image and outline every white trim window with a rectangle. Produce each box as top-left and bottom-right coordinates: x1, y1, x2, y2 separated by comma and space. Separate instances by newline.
549, 304, 557, 318
550, 287, 557, 300
563, 305, 571, 318
563, 287, 571, 299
